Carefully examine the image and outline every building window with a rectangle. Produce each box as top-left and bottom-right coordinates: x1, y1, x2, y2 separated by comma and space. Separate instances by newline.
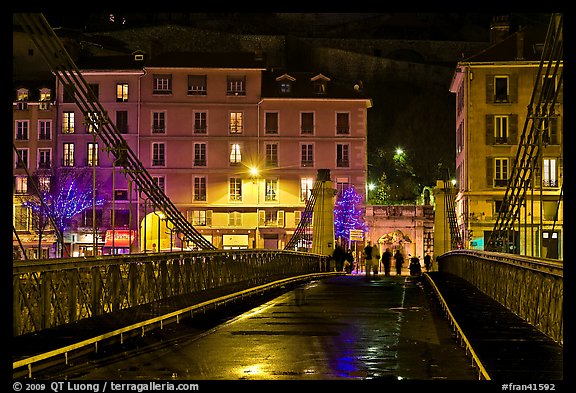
229, 178, 242, 201
542, 118, 559, 145
153, 74, 172, 94
188, 75, 207, 95
230, 143, 242, 165
228, 211, 242, 226
265, 143, 278, 167
227, 76, 246, 96
300, 177, 314, 202
15, 148, 28, 168
15, 120, 29, 140
494, 158, 508, 187
314, 81, 327, 95
193, 177, 207, 201
14, 205, 30, 231
265, 112, 279, 134
116, 83, 129, 102
336, 177, 350, 196
194, 143, 207, 166
265, 179, 278, 202
116, 111, 128, 133
336, 112, 350, 135
38, 176, 51, 192
189, 210, 207, 226
495, 115, 508, 144
38, 148, 51, 169
152, 176, 165, 192
62, 111, 75, 133
543, 158, 558, 187
152, 111, 166, 134
194, 112, 207, 134
63, 143, 74, 167
17, 88, 29, 102
88, 84, 99, 101
87, 143, 99, 166
229, 112, 243, 134
85, 112, 101, 134
301, 144, 314, 167
280, 81, 291, 93
14, 176, 28, 195
301, 112, 314, 135
336, 144, 350, 167
494, 76, 509, 103
38, 120, 52, 140
152, 143, 165, 166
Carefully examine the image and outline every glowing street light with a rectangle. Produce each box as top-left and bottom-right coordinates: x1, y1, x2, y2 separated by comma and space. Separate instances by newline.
395, 147, 404, 156
368, 183, 376, 191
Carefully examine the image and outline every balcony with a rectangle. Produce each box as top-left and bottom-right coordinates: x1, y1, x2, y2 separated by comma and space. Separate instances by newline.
337, 159, 350, 168
38, 161, 52, 169
301, 160, 314, 168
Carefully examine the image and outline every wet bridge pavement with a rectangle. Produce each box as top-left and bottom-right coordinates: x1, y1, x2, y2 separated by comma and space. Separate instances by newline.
25, 274, 479, 381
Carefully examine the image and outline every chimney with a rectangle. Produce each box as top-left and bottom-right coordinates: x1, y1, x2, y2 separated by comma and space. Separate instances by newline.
490, 15, 510, 44
515, 28, 525, 60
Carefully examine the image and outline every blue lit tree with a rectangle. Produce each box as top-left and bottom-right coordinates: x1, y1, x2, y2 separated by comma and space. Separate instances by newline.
334, 186, 368, 244
23, 168, 106, 257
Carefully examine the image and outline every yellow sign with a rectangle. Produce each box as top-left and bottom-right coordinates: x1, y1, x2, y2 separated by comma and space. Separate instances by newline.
349, 229, 364, 241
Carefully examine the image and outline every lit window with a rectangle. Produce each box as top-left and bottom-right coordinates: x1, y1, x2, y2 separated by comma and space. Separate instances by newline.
543, 158, 558, 187
63, 143, 75, 167
62, 111, 75, 133
230, 144, 242, 165
116, 83, 129, 102
301, 144, 314, 167
494, 158, 508, 187
265, 179, 278, 201
300, 177, 314, 202
229, 112, 243, 134
265, 143, 278, 167
87, 143, 99, 166
14, 176, 28, 194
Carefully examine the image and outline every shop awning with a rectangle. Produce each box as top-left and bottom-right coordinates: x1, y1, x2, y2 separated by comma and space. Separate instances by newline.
104, 230, 136, 248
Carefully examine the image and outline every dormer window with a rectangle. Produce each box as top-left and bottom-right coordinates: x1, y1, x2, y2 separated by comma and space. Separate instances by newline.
17, 89, 29, 101
39, 88, 51, 101
311, 74, 330, 96
275, 74, 295, 94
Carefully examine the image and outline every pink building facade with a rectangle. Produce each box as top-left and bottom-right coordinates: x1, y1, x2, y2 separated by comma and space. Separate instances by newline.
16, 51, 371, 255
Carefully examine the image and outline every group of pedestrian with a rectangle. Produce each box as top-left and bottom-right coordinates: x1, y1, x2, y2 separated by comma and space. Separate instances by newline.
362, 243, 430, 277
332, 241, 355, 274
333, 239, 433, 277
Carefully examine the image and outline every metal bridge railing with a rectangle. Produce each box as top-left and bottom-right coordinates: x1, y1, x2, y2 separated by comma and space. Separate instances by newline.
13, 250, 329, 336
437, 250, 563, 345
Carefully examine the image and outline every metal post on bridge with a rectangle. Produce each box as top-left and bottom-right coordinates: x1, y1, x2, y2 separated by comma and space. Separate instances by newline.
311, 169, 337, 269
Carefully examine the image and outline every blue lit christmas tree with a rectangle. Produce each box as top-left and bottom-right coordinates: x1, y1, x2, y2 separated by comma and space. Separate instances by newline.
334, 186, 368, 243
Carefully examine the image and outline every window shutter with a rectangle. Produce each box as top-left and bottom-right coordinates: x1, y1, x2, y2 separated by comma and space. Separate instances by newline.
550, 118, 558, 145
486, 74, 494, 103
534, 157, 542, 187
294, 211, 301, 227
258, 210, 265, 226
278, 210, 285, 227
509, 74, 518, 103
486, 157, 493, 188
485, 115, 494, 145
206, 210, 213, 226
509, 114, 518, 144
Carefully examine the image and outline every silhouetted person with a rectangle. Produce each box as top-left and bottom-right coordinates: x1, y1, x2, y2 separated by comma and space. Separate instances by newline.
394, 250, 404, 276
382, 248, 392, 276
332, 241, 346, 272
364, 241, 374, 277
424, 253, 432, 272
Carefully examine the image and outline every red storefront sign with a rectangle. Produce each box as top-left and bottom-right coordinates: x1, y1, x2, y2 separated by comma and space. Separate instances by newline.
104, 230, 136, 248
